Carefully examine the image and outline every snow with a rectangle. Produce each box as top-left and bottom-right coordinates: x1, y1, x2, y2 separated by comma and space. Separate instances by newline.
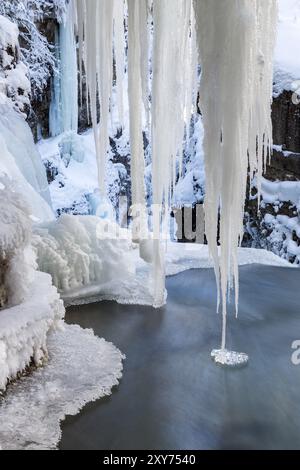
258, 177, 300, 265
0, 15, 18, 50
274, 0, 300, 93
37, 128, 129, 216
0, 1, 64, 98
165, 242, 291, 277
0, 324, 124, 450
261, 177, 300, 208
0, 15, 30, 115
0, 103, 53, 222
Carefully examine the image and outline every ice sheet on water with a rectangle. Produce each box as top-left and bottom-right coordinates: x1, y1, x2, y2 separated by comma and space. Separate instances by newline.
0, 324, 124, 450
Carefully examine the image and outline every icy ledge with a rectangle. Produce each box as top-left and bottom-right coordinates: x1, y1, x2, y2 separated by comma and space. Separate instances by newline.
0, 324, 124, 450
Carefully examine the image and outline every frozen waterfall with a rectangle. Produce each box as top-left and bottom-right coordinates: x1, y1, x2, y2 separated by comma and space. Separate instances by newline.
49, 0, 78, 137
73, 0, 277, 329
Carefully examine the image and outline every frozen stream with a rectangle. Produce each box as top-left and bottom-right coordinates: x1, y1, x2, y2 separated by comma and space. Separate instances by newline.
61, 264, 300, 450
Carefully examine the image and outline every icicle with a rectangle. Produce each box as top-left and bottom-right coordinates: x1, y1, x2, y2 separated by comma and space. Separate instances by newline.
76, 0, 114, 194
193, 0, 277, 354
127, 0, 148, 245
50, 1, 78, 137
49, 26, 62, 137
60, 0, 78, 134
139, 0, 150, 125
113, 0, 126, 129
151, 0, 192, 307
75, 0, 85, 108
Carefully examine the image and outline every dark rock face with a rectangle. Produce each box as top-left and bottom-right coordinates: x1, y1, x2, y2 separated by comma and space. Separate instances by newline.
242, 89, 300, 264
78, 71, 93, 133
265, 149, 300, 181
272, 90, 300, 154
27, 19, 57, 141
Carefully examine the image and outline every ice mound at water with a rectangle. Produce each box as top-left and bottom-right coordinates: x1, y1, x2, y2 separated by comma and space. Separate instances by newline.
211, 349, 249, 369
33, 213, 136, 294
0, 324, 124, 450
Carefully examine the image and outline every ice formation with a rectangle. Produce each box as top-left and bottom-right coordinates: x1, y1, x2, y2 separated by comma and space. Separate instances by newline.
113, 0, 126, 128
0, 104, 53, 222
49, 1, 78, 136
49, 26, 62, 137
65, 0, 277, 330
151, 0, 196, 306
60, 0, 78, 133
0, 179, 64, 390
193, 0, 277, 349
0, 324, 124, 450
76, 0, 115, 194
33, 214, 135, 294
73, 0, 277, 324
0, 8, 127, 424
127, 0, 148, 243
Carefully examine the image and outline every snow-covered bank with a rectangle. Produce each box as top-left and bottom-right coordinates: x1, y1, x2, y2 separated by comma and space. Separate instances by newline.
0, 324, 124, 450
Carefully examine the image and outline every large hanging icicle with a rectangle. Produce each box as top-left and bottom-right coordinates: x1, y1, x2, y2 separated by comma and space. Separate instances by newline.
113, 0, 126, 128
139, 0, 150, 124
76, 0, 114, 194
73, 0, 277, 322
151, 0, 193, 307
193, 0, 277, 349
127, 0, 148, 243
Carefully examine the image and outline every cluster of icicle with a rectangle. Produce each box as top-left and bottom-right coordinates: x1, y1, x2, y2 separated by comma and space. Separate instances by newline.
194, 0, 278, 348
72, 0, 277, 346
